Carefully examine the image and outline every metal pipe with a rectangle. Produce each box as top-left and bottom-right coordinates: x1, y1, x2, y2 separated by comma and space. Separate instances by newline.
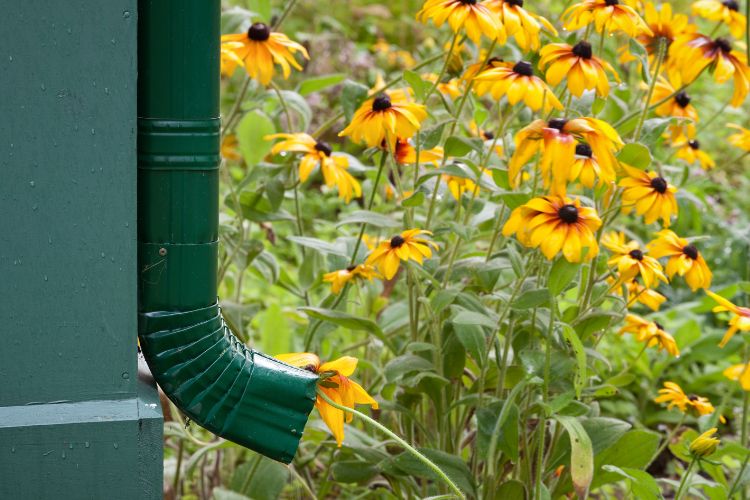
137, 0, 317, 464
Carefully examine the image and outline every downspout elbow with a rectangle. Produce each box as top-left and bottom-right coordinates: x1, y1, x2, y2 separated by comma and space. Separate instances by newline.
137, 0, 317, 463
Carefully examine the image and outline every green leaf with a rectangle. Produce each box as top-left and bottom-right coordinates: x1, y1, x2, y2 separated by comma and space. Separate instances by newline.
512, 288, 550, 309
336, 210, 400, 228
391, 448, 477, 498
453, 323, 487, 365
403, 70, 428, 101
299, 307, 382, 334
477, 402, 520, 461
332, 460, 379, 483
601, 465, 662, 500
212, 487, 251, 500
497, 480, 527, 499
341, 80, 369, 121
617, 143, 651, 169
421, 121, 449, 149
555, 416, 594, 499
640, 118, 673, 145
297, 74, 346, 96
401, 191, 425, 207
237, 110, 275, 168
228, 455, 287, 500
452, 309, 496, 329
593, 429, 660, 488
273, 90, 312, 129
560, 323, 587, 399
286, 236, 348, 256
549, 258, 580, 295
384, 355, 434, 383
444, 136, 483, 157
264, 178, 285, 212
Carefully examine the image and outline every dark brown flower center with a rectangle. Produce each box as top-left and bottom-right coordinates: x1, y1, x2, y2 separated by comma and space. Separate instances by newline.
346, 265, 357, 272
548, 118, 568, 131
723, 0, 739, 11
683, 244, 699, 260
654, 321, 664, 331
572, 41, 593, 59
715, 37, 732, 53
650, 176, 668, 194
674, 91, 691, 108
629, 249, 644, 261
302, 364, 318, 373
688, 139, 700, 150
507, 0, 524, 6
483, 130, 495, 140
372, 94, 392, 112
487, 57, 505, 67
459, 0, 477, 4
390, 235, 406, 248
314, 140, 332, 157
605, 0, 619, 5
575, 143, 593, 157
688, 394, 699, 401
513, 60, 534, 77
247, 23, 271, 41
558, 204, 579, 223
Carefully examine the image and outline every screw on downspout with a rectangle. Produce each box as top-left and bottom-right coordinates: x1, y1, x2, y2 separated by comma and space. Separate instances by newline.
158, 248, 167, 256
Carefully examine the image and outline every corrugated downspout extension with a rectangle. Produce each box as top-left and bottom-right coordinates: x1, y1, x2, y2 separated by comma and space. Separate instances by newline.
137, 0, 318, 463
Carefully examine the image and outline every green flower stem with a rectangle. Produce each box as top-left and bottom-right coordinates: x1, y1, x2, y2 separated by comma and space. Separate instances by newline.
633, 37, 666, 141
315, 389, 466, 500
674, 457, 697, 500
424, 32, 460, 103
534, 296, 556, 500
222, 76, 252, 138
349, 150, 389, 266
727, 449, 750, 498
272, 0, 299, 30
646, 413, 685, 468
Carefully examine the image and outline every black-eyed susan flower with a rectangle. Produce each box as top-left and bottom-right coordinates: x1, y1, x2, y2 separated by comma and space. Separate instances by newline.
510, 117, 622, 191
463, 56, 508, 82
339, 89, 428, 149
648, 230, 713, 291
568, 142, 616, 188
728, 123, 750, 150
275, 353, 378, 446
539, 41, 620, 97
473, 60, 563, 112
362, 234, 383, 251
651, 77, 699, 140
417, 0, 506, 44
619, 314, 680, 356
620, 2, 694, 64
724, 363, 750, 390
562, 0, 653, 37
220, 41, 245, 77
484, 0, 557, 51
221, 23, 309, 86
674, 138, 716, 170
670, 34, 750, 107
619, 166, 678, 227
502, 195, 602, 262
610, 278, 667, 310
655, 381, 723, 420
690, 428, 720, 457
692, 0, 746, 39
265, 133, 362, 203
323, 264, 379, 294
705, 289, 750, 347
394, 139, 444, 166
602, 231, 668, 288
366, 229, 438, 279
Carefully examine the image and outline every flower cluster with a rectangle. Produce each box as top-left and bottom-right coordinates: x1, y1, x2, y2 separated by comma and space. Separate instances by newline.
216, 0, 750, 460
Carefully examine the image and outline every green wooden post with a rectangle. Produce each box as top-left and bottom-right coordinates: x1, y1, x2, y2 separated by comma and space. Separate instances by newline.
0, 2, 163, 498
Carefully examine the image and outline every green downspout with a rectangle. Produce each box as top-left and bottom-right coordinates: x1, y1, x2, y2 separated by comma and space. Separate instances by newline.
137, 0, 317, 463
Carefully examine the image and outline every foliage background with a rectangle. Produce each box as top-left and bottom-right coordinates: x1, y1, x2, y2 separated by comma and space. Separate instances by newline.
162, 0, 750, 498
